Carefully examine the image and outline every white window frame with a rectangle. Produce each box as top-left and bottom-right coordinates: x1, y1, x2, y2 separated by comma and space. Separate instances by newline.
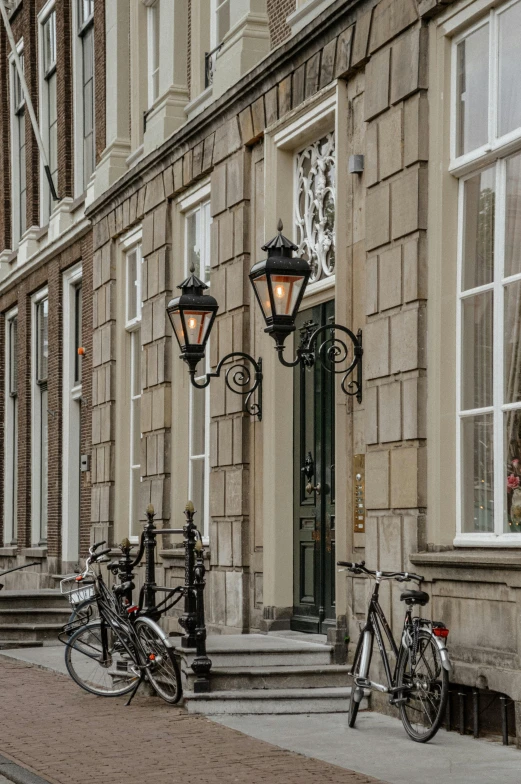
122, 229, 143, 541
62, 263, 83, 564
72, 0, 95, 196
272, 89, 337, 300
452, 2, 521, 545
179, 182, 212, 541
38, 0, 57, 223
9, 39, 26, 247
450, 0, 521, 174
31, 288, 49, 547
4, 307, 18, 546
147, 1, 160, 108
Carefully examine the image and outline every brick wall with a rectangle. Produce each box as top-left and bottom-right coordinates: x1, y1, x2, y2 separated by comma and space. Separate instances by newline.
94, 0, 106, 164
267, 0, 295, 47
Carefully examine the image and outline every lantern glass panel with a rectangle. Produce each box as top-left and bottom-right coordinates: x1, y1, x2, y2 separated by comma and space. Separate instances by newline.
184, 310, 213, 346
170, 309, 186, 349
271, 274, 306, 317
252, 274, 272, 319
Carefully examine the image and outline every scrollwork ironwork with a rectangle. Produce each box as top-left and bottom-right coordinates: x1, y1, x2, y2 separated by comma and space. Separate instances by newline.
189, 352, 263, 420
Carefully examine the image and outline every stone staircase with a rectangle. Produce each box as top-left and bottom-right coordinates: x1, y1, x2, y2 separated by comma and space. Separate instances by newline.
0, 590, 71, 648
179, 633, 368, 715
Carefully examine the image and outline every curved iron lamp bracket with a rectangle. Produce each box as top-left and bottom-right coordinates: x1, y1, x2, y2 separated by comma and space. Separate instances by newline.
276, 321, 363, 404
188, 352, 263, 421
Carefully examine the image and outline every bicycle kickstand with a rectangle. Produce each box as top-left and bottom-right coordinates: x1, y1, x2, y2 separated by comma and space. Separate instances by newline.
125, 669, 145, 706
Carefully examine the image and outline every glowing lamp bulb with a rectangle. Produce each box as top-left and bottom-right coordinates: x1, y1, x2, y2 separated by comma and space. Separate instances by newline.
275, 284, 286, 299
187, 317, 197, 330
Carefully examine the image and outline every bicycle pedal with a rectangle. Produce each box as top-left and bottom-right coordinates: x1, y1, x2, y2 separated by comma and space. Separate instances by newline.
389, 696, 408, 706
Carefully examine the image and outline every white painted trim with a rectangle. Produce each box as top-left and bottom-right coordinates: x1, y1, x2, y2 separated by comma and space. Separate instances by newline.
120, 224, 143, 250
31, 287, 49, 546
178, 181, 211, 213
147, 2, 160, 108
287, 0, 336, 35
62, 262, 82, 564
3, 307, 18, 545
273, 89, 336, 150
38, 2, 57, 224
71, 0, 95, 197
9, 38, 24, 248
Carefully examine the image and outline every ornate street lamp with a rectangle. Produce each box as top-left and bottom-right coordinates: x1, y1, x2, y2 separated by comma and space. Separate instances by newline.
167, 266, 263, 420
249, 221, 364, 403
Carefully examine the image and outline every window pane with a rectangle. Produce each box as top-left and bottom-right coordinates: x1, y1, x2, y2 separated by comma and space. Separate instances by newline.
190, 458, 205, 525
130, 467, 141, 537
43, 12, 56, 74
187, 210, 201, 278
40, 386, 48, 542
461, 290, 493, 410
9, 318, 17, 395
505, 281, 521, 404
461, 413, 494, 532
456, 25, 489, 157
74, 286, 82, 384
203, 202, 211, 284
127, 251, 138, 322
505, 153, 521, 278
505, 410, 521, 532
190, 385, 206, 456
216, 0, 230, 43
498, 1, 521, 138
462, 168, 495, 290
37, 299, 49, 383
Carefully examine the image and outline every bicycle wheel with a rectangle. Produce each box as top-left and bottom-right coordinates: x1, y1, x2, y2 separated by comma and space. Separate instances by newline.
134, 619, 182, 704
67, 597, 99, 632
65, 620, 139, 697
348, 630, 372, 728
396, 629, 448, 742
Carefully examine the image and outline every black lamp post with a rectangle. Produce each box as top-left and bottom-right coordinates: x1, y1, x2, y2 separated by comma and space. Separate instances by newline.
249, 221, 364, 403
167, 266, 263, 420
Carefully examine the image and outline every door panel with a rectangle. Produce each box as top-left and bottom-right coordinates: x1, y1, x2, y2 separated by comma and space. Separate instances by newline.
292, 301, 335, 633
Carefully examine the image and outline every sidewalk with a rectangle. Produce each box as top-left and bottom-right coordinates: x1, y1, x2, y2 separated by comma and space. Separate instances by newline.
1, 647, 520, 784
0, 655, 379, 784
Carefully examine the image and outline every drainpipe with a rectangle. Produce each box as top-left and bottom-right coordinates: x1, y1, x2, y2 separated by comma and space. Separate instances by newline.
0, 0, 59, 202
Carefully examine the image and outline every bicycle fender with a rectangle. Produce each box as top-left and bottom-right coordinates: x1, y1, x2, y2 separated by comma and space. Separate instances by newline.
137, 615, 175, 648
433, 635, 452, 674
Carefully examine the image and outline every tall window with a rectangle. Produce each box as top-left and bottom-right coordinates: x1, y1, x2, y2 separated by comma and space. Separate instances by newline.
147, 1, 160, 107
455, 2, 521, 541
185, 199, 211, 537
126, 246, 142, 539
214, 0, 230, 46
4, 313, 18, 545
11, 52, 26, 243
35, 297, 49, 544
42, 10, 57, 219
78, 0, 95, 189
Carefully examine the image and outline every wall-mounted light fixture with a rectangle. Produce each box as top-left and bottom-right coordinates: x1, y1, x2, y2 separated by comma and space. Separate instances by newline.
167, 267, 263, 420
249, 221, 364, 403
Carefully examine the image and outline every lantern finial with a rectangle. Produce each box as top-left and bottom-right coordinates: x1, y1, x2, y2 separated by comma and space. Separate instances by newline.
277, 218, 283, 232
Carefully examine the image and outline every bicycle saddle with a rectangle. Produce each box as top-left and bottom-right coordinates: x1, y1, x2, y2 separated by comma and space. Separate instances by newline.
400, 589, 429, 606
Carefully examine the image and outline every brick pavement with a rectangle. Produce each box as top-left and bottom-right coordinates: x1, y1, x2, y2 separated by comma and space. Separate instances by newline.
0, 659, 385, 784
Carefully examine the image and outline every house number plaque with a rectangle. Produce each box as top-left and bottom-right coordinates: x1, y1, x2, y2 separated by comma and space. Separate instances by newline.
353, 454, 365, 533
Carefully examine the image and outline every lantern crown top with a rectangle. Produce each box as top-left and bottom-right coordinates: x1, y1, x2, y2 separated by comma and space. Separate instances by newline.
261, 219, 298, 255
177, 264, 208, 293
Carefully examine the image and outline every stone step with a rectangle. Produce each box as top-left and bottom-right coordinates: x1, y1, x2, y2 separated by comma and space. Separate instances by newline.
179, 635, 333, 669
0, 608, 71, 625
183, 687, 367, 715
0, 590, 70, 609
182, 664, 351, 691
0, 623, 65, 643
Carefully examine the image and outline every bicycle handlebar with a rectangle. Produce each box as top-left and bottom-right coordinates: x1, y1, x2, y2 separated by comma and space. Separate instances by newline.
337, 560, 424, 582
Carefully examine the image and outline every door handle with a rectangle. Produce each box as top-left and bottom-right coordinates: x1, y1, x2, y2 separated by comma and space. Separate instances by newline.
306, 482, 321, 495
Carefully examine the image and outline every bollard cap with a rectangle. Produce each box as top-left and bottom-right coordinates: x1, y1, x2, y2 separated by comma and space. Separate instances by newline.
147, 504, 155, 516
185, 500, 195, 514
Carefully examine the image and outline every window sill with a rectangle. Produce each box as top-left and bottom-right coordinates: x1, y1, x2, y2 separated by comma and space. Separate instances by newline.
185, 86, 214, 121
21, 547, 47, 559
0, 547, 17, 557
287, 0, 337, 36
410, 549, 521, 570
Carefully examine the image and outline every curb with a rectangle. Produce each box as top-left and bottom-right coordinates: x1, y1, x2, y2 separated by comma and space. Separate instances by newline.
0, 756, 52, 784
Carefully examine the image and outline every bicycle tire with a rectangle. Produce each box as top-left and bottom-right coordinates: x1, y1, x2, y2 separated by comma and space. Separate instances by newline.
348, 630, 372, 728
67, 597, 99, 632
396, 629, 448, 743
134, 619, 182, 704
65, 620, 139, 697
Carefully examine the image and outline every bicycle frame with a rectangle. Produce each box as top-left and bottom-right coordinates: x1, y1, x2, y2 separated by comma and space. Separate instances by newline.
352, 576, 412, 696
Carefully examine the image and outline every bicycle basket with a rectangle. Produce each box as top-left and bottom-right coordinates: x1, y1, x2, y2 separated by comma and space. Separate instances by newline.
60, 575, 96, 606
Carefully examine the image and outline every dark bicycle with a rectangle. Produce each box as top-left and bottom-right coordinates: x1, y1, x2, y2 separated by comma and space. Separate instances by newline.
338, 560, 451, 742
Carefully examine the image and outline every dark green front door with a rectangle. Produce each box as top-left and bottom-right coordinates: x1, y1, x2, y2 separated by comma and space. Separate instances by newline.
292, 301, 335, 634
